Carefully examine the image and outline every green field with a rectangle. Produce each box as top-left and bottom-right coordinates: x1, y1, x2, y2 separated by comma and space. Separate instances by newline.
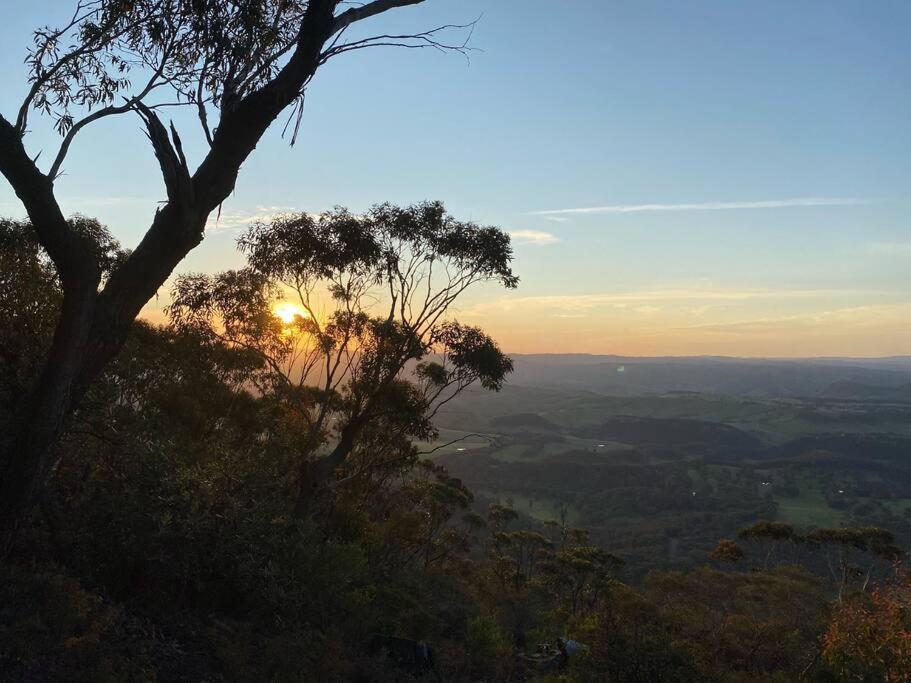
774, 488, 844, 528
420, 428, 492, 455
440, 387, 911, 446
433, 384, 911, 571
479, 491, 581, 525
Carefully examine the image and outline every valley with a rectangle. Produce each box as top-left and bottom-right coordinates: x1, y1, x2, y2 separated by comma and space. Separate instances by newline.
428, 356, 911, 576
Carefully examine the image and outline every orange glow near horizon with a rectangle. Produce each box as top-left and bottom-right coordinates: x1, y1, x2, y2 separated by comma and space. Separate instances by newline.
451, 288, 911, 358
137, 287, 911, 359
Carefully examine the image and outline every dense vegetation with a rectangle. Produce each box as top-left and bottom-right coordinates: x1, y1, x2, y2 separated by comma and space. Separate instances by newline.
0, 0, 470, 553
3, 211, 911, 682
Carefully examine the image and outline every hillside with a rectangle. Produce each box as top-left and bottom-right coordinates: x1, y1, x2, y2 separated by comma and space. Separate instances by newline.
431, 376, 911, 577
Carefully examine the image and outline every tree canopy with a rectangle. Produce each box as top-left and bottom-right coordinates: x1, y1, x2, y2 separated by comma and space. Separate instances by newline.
0, 0, 467, 549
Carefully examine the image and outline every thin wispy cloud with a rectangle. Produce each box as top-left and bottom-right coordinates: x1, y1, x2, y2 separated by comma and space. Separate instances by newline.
673, 303, 911, 334
509, 229, 559, 246
530, 197, 869, 216
460, 286, 875, 319
206, 205, 302, 232
866, 241, 911, 255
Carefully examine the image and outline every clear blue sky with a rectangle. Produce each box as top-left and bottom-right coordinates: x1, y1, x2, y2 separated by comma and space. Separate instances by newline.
1, 1, 909, 355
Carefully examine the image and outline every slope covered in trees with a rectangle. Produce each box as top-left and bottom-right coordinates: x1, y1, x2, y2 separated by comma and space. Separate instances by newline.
2, 209, 910, 681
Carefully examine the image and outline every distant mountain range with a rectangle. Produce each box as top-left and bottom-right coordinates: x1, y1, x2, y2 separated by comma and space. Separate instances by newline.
505, 354, 911, 399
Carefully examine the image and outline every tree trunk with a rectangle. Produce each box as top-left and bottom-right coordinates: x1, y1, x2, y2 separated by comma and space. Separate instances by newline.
0, 203, 211, 556
304, 416, 366, 492
0, 280, 98, 554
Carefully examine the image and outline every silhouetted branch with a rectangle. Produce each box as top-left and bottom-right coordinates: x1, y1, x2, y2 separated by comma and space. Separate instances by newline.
331, 0, 425, 34
322, 20, 478, 63
417, 433, 491, 456
48, 41, 175, 178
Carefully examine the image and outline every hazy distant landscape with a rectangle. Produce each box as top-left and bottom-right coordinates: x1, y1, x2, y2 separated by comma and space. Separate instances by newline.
506, 354, 911, 397
430, 355, 911, 574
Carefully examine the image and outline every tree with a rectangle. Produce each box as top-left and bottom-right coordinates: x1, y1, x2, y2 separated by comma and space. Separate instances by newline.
708, 538, 744, 565
487, 503, 519, 534
579, 581, 699, 682
646, 565, 828, 679
167, 202, 516, 496
0, 219, 62, 412
539, 535, 623, 615
394, 460, 476, 571
822, 569, 911, 681
737, 520, 799, 569
805, 526, 904, 600
0, 0, 469, 550
490, 530, 552, 592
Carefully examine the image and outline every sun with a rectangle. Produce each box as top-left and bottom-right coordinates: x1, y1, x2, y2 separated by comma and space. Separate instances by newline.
273, 302, 308, 325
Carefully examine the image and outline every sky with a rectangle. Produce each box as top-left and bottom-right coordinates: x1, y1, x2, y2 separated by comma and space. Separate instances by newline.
0, 1, 909, 357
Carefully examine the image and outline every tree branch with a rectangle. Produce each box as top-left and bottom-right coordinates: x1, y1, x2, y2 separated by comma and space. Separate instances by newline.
331, 0, 425, 35
135, 103, 192, 209
417, 433, 491, 456
0, 114, 97, 285
48, 43, 174, 178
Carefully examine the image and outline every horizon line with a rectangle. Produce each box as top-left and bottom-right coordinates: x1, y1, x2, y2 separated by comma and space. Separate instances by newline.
503, 351, 911, 361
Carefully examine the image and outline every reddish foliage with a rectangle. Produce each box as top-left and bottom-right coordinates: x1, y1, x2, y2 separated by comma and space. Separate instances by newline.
823, 570, 911, 682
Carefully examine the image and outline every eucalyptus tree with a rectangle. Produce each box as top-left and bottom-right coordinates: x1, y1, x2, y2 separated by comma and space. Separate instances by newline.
0, 0, 468, 548
804, 526, 903, 600
168, 201, 516, 496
